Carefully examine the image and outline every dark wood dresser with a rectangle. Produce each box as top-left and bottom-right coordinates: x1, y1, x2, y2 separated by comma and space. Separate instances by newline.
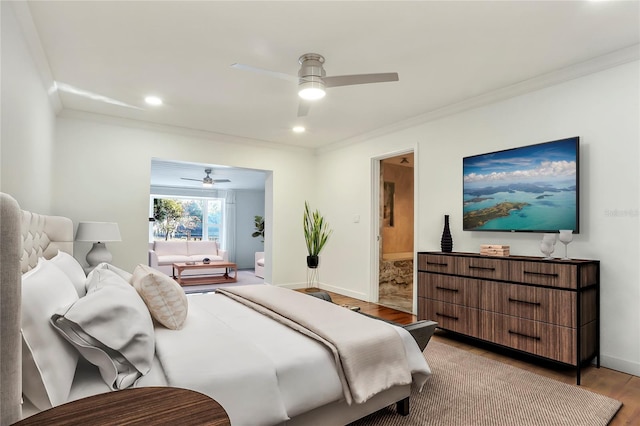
417, 251, 600, 384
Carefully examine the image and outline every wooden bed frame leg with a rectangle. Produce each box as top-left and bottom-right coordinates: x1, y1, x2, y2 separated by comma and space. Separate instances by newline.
396, 397, 410, 416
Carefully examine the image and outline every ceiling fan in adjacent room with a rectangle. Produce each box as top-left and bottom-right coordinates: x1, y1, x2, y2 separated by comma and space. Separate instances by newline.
231, 53, 399, 116
181, 168, 230, 188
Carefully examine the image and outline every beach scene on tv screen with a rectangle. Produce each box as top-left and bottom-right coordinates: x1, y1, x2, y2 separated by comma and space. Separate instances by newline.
463, 138, 578, 232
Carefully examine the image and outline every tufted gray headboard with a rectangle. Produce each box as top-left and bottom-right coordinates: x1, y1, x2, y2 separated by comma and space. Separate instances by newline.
0, 193, 74, 424
20, 210, 74, 273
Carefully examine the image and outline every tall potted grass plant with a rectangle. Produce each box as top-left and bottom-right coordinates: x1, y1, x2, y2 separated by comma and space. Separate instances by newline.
303, 201, 332, 290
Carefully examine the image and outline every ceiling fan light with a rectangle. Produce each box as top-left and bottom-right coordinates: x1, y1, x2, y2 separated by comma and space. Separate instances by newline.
298, 81, 326, 100
202, 181, 213, 188
145, 95, 163, 106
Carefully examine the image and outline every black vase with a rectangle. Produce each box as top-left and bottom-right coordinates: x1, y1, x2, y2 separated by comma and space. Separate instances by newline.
307, 255, 319, 269
440, 215, 453, 253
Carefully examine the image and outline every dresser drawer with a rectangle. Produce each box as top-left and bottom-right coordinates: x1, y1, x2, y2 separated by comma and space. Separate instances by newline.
479, 282, 576, 327
509, 261, 577, 289
479, 311, 576, 365
421, 299, 479, 337
418, 254, 456, 274
418, 273, 479, 308
456, 256, 508, 280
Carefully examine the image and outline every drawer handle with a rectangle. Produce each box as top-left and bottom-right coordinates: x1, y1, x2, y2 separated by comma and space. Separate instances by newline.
508, 297, 541, 307
427, 261, 448, 267
436, 286, 459, 293
469, 265, 495, 271
524, 271, 559, 278
508, 330, 541, 341
435, 312, 459, 321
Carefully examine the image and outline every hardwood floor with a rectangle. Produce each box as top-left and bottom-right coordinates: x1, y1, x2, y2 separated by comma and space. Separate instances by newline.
323, 290, 640, 425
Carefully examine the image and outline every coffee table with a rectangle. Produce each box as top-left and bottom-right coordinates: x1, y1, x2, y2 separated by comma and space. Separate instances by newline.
172, 261, 237, 286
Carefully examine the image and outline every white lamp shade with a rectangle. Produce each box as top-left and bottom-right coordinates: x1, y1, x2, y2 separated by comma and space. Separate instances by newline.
75, 222, 121, 242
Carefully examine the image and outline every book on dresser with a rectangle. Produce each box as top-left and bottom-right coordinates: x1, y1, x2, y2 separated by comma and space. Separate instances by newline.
417, 251, 600, 385
480, 244, 510, 256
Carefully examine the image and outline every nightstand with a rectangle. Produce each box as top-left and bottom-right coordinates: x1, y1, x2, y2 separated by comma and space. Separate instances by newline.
14, 387, 230, 425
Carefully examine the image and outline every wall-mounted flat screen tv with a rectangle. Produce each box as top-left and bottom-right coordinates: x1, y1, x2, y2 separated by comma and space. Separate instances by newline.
463, 137, 579, 233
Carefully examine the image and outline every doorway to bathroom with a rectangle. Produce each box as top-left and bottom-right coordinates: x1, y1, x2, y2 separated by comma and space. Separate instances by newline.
378, 152, 414, 313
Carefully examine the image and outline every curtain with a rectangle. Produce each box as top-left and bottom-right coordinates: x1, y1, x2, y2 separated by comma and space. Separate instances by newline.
222, 190, 236, 263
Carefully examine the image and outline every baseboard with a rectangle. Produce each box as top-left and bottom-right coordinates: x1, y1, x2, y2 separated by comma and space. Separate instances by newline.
316, 282, 368, 301
275, 282, 368, 301
599, 353, 640, 377
276, 282, 306, 290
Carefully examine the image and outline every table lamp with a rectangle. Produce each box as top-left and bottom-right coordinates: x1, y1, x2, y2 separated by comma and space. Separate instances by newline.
75, 221, 121, 269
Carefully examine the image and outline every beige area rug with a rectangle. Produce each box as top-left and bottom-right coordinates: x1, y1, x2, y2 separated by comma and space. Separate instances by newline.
351, 341, 621, 426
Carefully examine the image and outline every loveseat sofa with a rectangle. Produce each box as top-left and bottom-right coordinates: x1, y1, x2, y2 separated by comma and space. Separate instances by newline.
149, 240, 228, 276
255, 251, 264, 278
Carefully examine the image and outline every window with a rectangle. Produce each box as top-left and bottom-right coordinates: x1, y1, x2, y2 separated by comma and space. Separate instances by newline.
151, 196, 225, 246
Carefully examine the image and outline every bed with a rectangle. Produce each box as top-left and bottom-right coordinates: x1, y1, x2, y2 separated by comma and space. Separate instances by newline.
0, 192, 431, 426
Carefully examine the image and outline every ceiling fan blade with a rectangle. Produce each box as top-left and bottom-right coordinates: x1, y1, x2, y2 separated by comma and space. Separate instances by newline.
213, 179, 231, 183
230, 63, 298, 82
180, 178, 202, 182
297, 100, 311, 117
324, 73, 399, 88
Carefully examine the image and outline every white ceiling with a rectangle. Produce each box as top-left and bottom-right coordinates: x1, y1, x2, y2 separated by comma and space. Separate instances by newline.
24, 0, 639, 153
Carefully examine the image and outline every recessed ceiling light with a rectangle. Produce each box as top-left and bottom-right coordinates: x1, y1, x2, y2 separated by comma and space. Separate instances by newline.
292, 126, 306, 133
145, 96, 163, 106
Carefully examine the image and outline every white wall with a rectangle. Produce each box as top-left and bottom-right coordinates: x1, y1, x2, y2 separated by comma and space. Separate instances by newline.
0, 2, 56, 212
235, 190, 266, 269
51, 114, 315, 285
2, 0, 638, 376
316, 61, 640, 376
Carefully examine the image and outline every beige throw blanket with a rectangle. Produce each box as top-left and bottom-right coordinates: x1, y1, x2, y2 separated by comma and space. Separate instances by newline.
217, 285, 412, 405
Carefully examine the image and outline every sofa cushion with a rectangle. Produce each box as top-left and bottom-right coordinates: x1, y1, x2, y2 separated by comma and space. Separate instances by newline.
153, 241, 188, 257
186, 255, 223, 263
156, 255, 191, 265
187, 241, 218, 256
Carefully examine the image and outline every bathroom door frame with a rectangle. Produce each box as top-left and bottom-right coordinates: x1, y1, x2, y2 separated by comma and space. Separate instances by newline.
370, 148, 418, 313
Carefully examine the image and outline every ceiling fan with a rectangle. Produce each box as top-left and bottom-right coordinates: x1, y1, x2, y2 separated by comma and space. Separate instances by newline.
231, 53, 399, 117
181, 168, 230, 187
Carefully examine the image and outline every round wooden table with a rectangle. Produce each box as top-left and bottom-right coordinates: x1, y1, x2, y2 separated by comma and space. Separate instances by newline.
14, 387, 231, 425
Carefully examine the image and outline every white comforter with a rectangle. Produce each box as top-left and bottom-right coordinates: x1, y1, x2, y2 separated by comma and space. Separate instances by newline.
153, 292, 431, 426
219, 285, 416, 405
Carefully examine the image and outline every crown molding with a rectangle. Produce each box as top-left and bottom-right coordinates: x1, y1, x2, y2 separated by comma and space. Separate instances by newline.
318, 44, 640, 155
58, 109, 315, 155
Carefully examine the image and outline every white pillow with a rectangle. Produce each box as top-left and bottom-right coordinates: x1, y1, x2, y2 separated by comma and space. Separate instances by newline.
48, 250, 87, 297
131, 264, 188, 330
21, 259, 80, 410
51, 268, 155, 390
86, 262, 133, 282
